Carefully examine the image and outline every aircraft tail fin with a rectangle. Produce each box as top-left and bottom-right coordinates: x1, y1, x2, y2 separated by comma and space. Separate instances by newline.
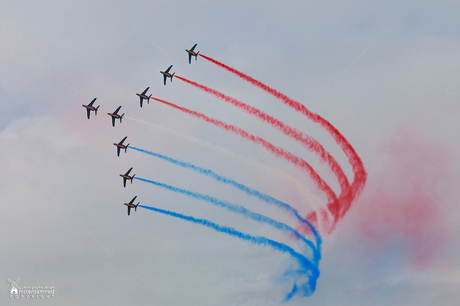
125, 144, 130, 153
95, 105, 100, 115
120, 113, 125, 123
148, 94, 152, 103
135, 203, 139, 211
131, 174, 135, 183
171, 72, 175, 81
196, 51, 200, 59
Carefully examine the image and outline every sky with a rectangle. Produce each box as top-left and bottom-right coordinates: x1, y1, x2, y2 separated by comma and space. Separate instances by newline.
1, 1, 459, 305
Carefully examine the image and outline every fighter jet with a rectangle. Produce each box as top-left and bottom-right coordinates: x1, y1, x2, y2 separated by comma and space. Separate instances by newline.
82, 98, 100, 119
160, 65, 175, 85
136, 87, 152, 108
185, 44, 199, 64
113, 136, 129, 156
120, 167, 135, 187
124, 196, 139, 216
107, 106, 124, 127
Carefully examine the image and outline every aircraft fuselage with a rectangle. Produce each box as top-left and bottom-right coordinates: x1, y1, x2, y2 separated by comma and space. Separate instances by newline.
186, 50, 198, 56
114, 143, 128, 149
108, 113, 122, 119
161, 71, 173, 78
83, 104, 97, 111
136, 93, 149, 99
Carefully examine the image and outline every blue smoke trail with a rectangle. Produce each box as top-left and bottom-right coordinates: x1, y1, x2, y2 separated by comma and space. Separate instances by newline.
283, 283, 298, 303
135, 177, 315, 253
139, 204, 319, 300
130, 146, 321, 261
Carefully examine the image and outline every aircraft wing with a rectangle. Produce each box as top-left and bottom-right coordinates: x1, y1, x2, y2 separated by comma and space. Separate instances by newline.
163, 74, 167, 86
142, 87, 149, 95
87, 108, 91, 119
165, 65, 172, 73
188, 53, 192, 64
114, 106, 122, 114
129, 196, 137, 204
117, 147, 121, 156
127, 206, 131, 216
112, 117, 115, 127
140, 97, 143, 108
191, 44, 197, 51
125, 167, 133, 175
123, 178, 127, 188
89, 98, 96, 106
119, 136, 127, 144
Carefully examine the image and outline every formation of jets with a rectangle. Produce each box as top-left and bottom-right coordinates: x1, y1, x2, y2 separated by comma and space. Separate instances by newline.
83, 44, 200, 215
82, 44, 199, 123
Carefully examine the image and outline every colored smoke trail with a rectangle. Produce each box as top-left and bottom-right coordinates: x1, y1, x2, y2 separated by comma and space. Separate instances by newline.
199, 54, 367, 231
139, 204, 319, 300
150, 97, 338, 206
356, 127, 451, 267
125, 116, 326, 216
134, 176, 317, 253
125, 116, 208, 144
130, 145, 322, 253
175, 75, 350, 195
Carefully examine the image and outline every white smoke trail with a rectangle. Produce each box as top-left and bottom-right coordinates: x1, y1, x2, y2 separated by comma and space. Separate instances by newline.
125, 116, 331, 231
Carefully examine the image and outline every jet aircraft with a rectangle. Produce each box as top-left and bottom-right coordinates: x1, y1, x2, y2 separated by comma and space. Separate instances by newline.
82, 98, 100, 119
160, 65, 175, 85
120, 167, 135, 187
136, 87, 152, 107
124, 196, 139, 216
113, 136, 129, 156
107, 106, 124, 127
185, 44, 199, 64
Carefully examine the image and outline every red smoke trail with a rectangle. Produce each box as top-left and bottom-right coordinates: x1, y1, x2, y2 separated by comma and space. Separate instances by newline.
151, 96, 338, 205
199, 54, 367, 232
355, 127, 450, 267
175, 74, 350, 195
